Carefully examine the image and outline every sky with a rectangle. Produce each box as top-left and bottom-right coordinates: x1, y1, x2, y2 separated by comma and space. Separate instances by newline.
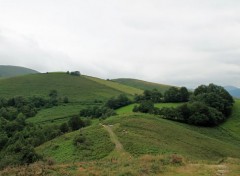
0, 0, 240, 88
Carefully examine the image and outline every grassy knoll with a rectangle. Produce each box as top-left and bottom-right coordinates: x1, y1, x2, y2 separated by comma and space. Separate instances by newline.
85, 76, 143, 95
112, 78, 173, 93
0, 73, 128, 102
116, 103, 183, 115
104, 114, 240, 161
36, 124, 114, 163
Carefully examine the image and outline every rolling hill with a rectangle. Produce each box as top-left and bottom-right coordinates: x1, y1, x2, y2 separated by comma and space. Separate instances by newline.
0, 72, 142, 102
34, 100, 240, 175
112, 78, 173, 93
0, 65, 39, 78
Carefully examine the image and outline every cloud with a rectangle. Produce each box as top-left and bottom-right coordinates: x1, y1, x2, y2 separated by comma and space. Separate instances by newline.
0, 0, 240, 87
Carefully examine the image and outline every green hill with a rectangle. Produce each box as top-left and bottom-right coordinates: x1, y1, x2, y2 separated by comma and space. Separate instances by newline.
112, 78, 173, 93
0, 73, 140, 102
37, 100, 240, 162
0, 65, 38, 78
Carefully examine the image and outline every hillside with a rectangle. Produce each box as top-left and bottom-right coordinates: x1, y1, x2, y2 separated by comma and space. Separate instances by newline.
112, 78, 173, 93
0, 73, 140, 102
0, 65, 38, 77
34, 100, 240, 175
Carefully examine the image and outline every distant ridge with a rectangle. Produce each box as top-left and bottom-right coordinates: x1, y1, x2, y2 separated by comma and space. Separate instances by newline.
112, 78, 173, 93
225, 86, 240, 98
0, 65, 39, 78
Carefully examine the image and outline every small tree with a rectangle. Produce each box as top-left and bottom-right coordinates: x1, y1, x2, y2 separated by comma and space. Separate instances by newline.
68, 116, 85, 131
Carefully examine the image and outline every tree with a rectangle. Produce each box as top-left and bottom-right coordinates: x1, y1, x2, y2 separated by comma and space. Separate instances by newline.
164, 87, 181, 102
179, 87, 189, 102
60, 123, 69, 133
68, 116, 85, 131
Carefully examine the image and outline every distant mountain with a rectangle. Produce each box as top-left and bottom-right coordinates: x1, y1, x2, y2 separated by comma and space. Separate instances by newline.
0, 65, 39, 78
225, 86, 240, 98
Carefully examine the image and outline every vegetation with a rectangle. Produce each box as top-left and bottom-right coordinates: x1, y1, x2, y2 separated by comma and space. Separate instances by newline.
134, 89, 163, 103
105, 94, 132, 109
0, 73, 134, 102
80, 106, 116, 119
86, 76, 143, 95
112, 78, 173, 93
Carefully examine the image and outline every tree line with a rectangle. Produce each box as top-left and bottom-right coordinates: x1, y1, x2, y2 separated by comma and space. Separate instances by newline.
133, 84, 234, 126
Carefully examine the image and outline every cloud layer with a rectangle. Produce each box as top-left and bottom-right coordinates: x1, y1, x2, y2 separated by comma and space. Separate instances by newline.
0, 0, 240, 88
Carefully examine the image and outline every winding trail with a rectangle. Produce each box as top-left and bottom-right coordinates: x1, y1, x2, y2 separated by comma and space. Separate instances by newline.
102, 124, 124, 152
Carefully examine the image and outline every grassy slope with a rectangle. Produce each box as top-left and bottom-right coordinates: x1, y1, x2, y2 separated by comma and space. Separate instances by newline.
112, 78, 173, 93
221, 99, 240, 138
104, 114, 240, 161
0, 65, 38, 77
36, 124, 115, 163
27, 103, 87, 125
0, 73, 132, 102
85, 76, 143, 95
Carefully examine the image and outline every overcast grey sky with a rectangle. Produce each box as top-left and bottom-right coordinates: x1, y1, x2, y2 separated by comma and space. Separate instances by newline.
0, 0, 240, 88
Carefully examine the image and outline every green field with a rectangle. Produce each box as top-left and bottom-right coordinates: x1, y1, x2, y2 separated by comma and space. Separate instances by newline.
112, 78, 173, 93
0, 73, 136, 102
0, 65, 38, 77
27, 103, 88, 125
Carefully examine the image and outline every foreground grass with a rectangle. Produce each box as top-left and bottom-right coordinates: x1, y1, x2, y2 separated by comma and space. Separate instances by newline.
36, 124, 114, 163
104, 114, 240, 161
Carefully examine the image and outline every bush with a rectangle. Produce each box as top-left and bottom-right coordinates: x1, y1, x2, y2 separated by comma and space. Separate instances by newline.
106, 94, 132, 109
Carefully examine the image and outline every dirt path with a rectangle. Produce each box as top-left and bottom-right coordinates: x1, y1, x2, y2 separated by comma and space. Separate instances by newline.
102, 124, 124, 151
215, 165, 229, 176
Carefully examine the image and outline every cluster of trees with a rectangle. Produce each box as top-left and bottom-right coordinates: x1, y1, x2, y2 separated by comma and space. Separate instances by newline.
105, 94, 132, 109
60, 116, 90, 133
134, 89, 163, 103
0, 91, 71, 169
134, 87, 189, 103
80, 94, 131, 119
163, 87, 189, 102
66, 71, 81, 76
133, 84, 234, 127
0, 90, 66, 122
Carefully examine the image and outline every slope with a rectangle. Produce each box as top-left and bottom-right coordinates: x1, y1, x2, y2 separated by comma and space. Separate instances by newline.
0, 65, 38, 77
85, 76, 143, 95
0, 72, 134, 102
112, 78, 173, 93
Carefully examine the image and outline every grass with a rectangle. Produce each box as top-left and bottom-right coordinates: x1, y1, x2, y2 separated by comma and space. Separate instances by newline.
27, 103, 87, 125
112, 78, 173, 93
103, 113, 240, 161
221, 99, 240, 138
85, 76, 143, 95
0, 73, 131, 102
36, 124, 115, 163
